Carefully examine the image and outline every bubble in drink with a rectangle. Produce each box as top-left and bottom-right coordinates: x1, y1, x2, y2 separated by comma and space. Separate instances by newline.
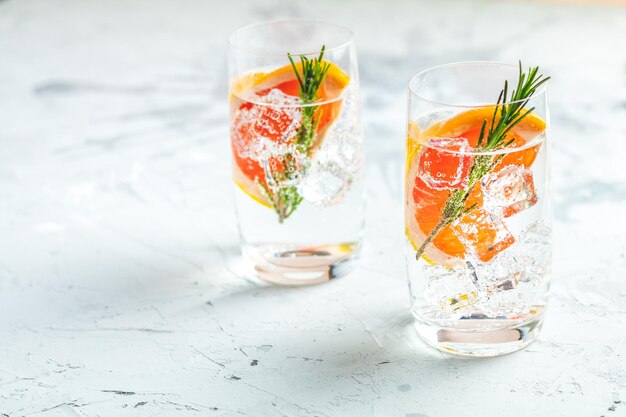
262, 147, 309, 189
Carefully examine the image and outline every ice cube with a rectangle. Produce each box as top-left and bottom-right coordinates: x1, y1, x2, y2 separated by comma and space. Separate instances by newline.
424, 265, 480, 313
232, 89, 302, 160
298, 160, 351, 206
418, 137, 473, 190
450, 207, 515, 262
465, 253, 535, 318
313, 86, 363, 177
479, 282, 536, 319
481, 164, 537, 217
318, 129, 363, 176
478, 288, 533, 319
466, 254, 524, 295
511, 221, 551, 282
263, 88, 300, 106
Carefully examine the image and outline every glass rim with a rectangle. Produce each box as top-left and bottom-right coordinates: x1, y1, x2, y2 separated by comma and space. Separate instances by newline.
228, 19, 354, 57
407, 61, 549, 108
416, 131, 546, 157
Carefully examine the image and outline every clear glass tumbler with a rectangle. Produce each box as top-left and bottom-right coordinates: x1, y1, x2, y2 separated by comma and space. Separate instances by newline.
405, 62, 551, 356
228, 20, 364, 285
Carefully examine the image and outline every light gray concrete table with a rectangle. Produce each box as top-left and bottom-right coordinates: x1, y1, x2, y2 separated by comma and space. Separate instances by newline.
1, 0, 625, 415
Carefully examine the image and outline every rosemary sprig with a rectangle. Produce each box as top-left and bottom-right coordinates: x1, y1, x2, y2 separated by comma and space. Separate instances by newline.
289, 45, 331, 152
414, 62, 549, 261
264, 46, 330, 223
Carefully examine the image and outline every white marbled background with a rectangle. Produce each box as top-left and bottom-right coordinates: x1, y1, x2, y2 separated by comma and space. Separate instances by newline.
1, 0, 626, 416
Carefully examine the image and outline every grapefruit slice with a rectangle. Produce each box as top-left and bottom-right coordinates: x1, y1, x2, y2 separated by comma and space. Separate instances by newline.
405, 107, 546, 264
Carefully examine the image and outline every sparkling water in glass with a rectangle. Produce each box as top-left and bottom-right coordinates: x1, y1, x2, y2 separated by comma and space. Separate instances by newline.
405, 62, 551, 356
228, 20, 364, 285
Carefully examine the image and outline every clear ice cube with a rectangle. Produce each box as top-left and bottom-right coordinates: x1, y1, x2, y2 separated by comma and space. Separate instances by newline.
466, 254, 524, 295
297, 87, 361, 206
318, 127, 362, 176
424, 265, 480, 313
424, 249, 538, 318
464, 253, 533, 318
298, 160, 351, 206
511, 221, 551, 282
450, 207, 515, 262
314, 85, 363, 176
418, 137, 473, 190
481, 164, 537, 217
232, 89, 302, 160
479, 288, 532, 318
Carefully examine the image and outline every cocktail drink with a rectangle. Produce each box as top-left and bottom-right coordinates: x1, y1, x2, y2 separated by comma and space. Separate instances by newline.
405, 62, 551, 356
228, 21, 364, 285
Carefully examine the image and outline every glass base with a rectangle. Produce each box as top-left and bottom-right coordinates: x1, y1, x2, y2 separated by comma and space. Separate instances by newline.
412, 310, 544, 357
243, 242, 360, 285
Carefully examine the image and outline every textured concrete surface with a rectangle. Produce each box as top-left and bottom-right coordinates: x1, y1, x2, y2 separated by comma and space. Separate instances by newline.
1, 0, 625, 415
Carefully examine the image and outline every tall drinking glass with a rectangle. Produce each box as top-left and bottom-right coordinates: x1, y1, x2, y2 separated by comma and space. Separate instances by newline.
405, 62, 551, 356
228, 20, 364, 285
